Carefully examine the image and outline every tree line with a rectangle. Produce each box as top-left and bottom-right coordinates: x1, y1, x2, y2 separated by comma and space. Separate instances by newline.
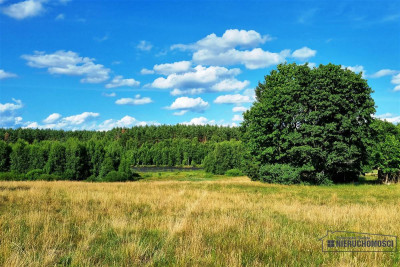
0, 125, 242, 181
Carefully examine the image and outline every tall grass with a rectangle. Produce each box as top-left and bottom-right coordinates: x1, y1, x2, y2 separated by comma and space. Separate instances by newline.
0, 175, 399, 266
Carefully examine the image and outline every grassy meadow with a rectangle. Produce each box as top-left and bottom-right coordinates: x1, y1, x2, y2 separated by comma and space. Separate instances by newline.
0, 172, 399, 266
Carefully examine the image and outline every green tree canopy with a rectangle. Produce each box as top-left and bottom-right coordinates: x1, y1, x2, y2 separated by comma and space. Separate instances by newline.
242, 63, 376, 184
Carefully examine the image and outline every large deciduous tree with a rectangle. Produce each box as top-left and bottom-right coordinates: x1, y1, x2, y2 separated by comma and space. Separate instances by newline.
242, 63, 376, 184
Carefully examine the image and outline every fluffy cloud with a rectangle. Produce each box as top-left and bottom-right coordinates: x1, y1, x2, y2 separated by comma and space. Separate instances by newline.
0, 98, 24, 127
25, 111, 100, 130
343, 65, 365, 76
105, 75, 140, 88
391, 73, 400, 91
375, 113, 400, 124
291, 47, 317, 60
63, 112, 99, 125
181, 116, 216, 126
98, 116, 160, 131
211, 78, 249, 92
115, 94, 152, 105
232, 106, 248, 112
2, 0, 44, 20
140, 68, 155, 75
193, 48, 289, 69
168, 96, 209, 114
0, 69, 17, 79
171, 29, 291, 69
153, 61, 191, 75
137, 40, 153, 51
152, 65, 241, 91
370, 69, 398, 78
232, 114, 243, 122
26, 112, 160, 130
172, 29, 271, 52
214, 94, 252, 104
43, 113, 61, 124
21, 50, 110, 83
170, 88, 205, 96
98, 115, 137, 130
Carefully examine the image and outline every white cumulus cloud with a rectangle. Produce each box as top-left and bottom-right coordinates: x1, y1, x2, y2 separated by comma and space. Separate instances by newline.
0, 98, 24, 127
0, 69, 17, 79
115, 94, 152, 105
170, 88, 205, 96
21, 50, 110, 83
152, 65, 240, 90
181, 116, 216, 126
171, 29, 290, 69
232, 106, 248, 112
168, 96, 209, 114
193, 48, 289, 69
172, 29, 272, 52
214, 94, 252, 104
153, 61, 191, 75
140, 68, 155, 75
105, 75, 140, 88
43, 113, 61, 124
63, 112, 99, 125
291, 47, 317, 60
391, 73, 400, 91
370, 69, 398, 78
211, 78, 250, 92
2, 0, 44, 20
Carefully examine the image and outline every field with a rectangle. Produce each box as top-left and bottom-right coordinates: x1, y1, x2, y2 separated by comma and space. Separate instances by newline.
0, 172, 399, 266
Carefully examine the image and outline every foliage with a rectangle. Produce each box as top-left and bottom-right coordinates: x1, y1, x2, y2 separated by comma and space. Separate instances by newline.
0, 140, 11, 172
0, 125, 240, 181
368, 119, 400, 177
242, 63, 376, 184
225, 168, 244, 176
203, 140, 245, 174
102, 171, 140, 182
26, 169, 44, 180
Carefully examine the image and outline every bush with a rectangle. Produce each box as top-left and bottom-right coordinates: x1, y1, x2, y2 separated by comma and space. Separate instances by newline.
38, 174, 61, 181
26, 169, 44, 180
103, 171, 140, 182
258, 164, 333, 185
0, 172, 25, 181
258, 164, 302, 185
225, 168, 244, 176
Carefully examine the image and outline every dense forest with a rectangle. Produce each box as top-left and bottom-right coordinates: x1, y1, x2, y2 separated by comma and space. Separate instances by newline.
0, 125, 243, 181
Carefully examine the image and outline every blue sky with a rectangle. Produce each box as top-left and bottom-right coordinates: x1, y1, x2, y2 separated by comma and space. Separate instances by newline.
1, 0, 399, 130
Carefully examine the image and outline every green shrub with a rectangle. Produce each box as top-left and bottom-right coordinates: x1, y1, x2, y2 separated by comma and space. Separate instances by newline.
258, 164, 302, 184
225, 168, 244, 176
86, 175, 102, 182
103, 171, 140, 182
258, 164, 333, 185
0, 172, 25, 181
26, 169, 44, 180
38, 174, 61, 181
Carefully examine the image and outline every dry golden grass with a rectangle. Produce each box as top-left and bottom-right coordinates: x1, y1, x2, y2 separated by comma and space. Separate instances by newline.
0, 175, 399, 266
